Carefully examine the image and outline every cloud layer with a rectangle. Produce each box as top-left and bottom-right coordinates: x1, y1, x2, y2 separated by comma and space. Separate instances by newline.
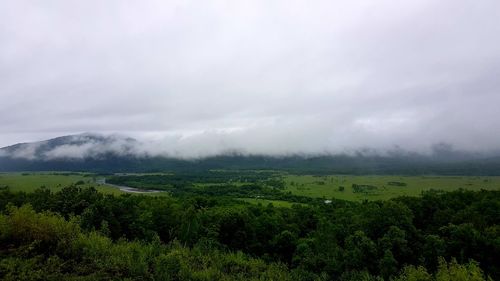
1, 0, 500, 156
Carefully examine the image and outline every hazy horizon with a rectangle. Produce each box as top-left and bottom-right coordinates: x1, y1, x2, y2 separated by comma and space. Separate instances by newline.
2, 132, 500, 161
2, 0, 500, 156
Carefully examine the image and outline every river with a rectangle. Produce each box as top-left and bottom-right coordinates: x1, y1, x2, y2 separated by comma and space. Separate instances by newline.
96, 178, 162, 194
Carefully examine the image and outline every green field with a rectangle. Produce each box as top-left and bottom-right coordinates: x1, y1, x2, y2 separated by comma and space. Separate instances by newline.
284, 174, 500, 201
2, 172, 500, 203
0, 172, 123, 195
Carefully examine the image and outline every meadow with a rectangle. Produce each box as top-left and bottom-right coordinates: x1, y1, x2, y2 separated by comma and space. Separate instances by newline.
0, 172, 123, 195
1, 172, 499, 203
284, 174, 500, 201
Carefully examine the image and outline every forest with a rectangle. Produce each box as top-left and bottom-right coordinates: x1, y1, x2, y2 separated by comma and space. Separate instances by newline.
0, 183, 498, 280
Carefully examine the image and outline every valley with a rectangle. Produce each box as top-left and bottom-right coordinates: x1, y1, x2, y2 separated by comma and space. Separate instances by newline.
2, 171, 499, 203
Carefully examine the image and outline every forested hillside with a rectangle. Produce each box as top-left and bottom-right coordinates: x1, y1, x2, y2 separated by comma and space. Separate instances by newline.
3, 152, 500, 175
2, 135, 500, 175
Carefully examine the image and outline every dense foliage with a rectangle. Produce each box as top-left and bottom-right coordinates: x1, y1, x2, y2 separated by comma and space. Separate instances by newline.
3, 152, 500, 175
0, 185, 498, 280
106, 171, 286, 192
106, 172, 316, 203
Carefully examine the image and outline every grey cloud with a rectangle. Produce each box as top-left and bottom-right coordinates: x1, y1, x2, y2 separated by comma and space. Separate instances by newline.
43, 140, 136, 160
1, 0, 500, 156
8, 143, 42, 160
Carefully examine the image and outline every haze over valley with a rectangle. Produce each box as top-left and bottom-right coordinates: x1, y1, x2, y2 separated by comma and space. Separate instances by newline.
2, 0, 500, 157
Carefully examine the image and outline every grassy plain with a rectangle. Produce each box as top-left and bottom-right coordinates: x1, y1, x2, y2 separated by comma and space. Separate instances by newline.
283, 174, 500, 201
0, 172, 123, 195
2, 172, 499, 203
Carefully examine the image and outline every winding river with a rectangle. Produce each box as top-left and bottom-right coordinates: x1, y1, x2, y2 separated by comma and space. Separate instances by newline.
97, 178, 162, 194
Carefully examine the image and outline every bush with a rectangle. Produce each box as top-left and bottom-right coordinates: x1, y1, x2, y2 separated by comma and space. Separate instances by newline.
1, 204, 80, 254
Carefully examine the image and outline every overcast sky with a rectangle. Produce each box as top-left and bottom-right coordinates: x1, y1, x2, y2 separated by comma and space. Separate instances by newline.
1, 0, 500, 156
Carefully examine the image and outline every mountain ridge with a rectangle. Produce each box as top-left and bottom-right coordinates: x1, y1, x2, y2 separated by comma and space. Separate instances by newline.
1, 133, 500, 175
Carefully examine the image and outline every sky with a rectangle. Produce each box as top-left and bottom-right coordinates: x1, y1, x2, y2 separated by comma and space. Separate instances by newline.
1, 0, 500, 157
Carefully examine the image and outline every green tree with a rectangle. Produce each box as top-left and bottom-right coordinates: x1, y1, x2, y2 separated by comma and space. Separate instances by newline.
343, 231, 377, 272
379, 249, 397, 279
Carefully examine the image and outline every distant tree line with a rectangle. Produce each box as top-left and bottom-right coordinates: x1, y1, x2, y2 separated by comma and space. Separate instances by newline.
4, 154, 500, 175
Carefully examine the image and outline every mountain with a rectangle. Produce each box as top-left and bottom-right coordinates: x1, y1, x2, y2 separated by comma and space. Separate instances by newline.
1, 133, 500, 175
0, 133, 138, 159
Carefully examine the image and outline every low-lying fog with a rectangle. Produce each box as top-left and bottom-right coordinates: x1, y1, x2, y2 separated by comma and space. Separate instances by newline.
1, 1, 500, 159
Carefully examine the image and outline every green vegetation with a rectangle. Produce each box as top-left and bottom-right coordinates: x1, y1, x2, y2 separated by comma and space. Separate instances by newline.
3, 172, 498, 203
0, 172, 123, 195
237, 198, 304, 208
284, 174, 500, 201
105, 171, 318, 204
0, 183, 498, 280
4, 152, 500, 176
0, 171, 499, 280
106, 172, 500, 203
0, 204, 289, 280
106, 170, 284, 191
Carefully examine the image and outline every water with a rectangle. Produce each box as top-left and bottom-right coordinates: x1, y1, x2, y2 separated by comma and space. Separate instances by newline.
97, 178, 162, 194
